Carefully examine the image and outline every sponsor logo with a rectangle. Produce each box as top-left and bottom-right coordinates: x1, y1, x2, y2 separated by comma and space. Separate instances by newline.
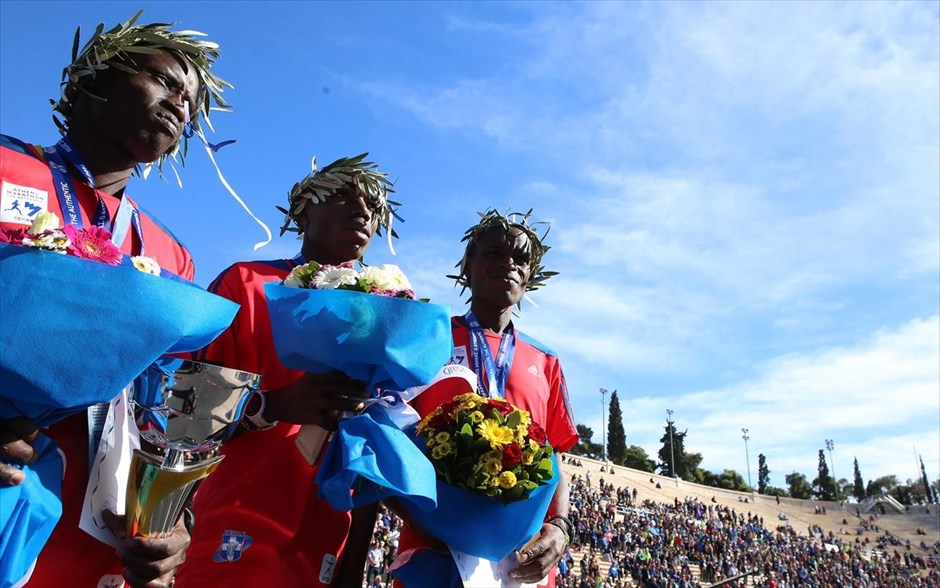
97, 574, 124, 588
447, 345, 469, 368
528, 364, 540, 376
319, 553, 337, 584
1, 181, 47, 226
213, 530, 254, 563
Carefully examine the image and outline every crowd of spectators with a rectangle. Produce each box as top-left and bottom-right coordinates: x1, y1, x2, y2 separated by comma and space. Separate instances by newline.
363, 460, 940, 587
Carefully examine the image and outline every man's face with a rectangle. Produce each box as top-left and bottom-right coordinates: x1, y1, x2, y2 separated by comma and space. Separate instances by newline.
88, 50, 200, 163
301, 187, 379, 264
465, 227, 533, 310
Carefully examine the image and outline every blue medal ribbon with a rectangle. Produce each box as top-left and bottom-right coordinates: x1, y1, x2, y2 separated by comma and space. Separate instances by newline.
464, 310, 516, 399
43, 138, 145, 252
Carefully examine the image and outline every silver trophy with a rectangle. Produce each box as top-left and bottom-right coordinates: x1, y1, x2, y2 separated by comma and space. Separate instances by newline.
127, 357, 261, 537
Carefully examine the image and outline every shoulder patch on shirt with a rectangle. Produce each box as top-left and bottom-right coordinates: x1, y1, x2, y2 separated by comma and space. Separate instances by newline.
319, 553, 337, 584
1, 180, 47, 225
449, 345, 469, 367
213, 530, 254, 563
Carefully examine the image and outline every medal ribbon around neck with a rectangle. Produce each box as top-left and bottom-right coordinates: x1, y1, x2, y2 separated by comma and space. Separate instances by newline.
44, 138, 145, 253
464, 310, 516, 399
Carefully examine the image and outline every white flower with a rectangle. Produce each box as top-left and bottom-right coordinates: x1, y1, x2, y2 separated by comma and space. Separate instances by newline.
284, 270, 305, 288
283, 261, 322, 288
359, 264, 412, 292
131, 256, 161, 276
23, 229, 69, 252
311, 266, 359, 290
28, 211, 61, 235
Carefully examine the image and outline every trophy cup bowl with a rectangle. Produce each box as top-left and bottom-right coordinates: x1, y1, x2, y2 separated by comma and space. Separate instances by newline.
127, 357, 261, 537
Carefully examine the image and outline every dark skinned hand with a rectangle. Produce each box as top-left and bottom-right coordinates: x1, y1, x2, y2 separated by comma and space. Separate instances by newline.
0, 416, 40, 486
507, 523, 566, 584
102, 509, 190, 588
263, 372, 371, 429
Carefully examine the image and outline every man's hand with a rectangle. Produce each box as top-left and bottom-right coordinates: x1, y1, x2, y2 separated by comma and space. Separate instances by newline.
507, 523, 566, 584
0, 417, 40, 486
264, 372, 371, 429
102, 509, 191, 588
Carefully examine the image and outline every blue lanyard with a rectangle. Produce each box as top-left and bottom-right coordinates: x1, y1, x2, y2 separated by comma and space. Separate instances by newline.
43, 138, 145, 253
464, 311, 516, 399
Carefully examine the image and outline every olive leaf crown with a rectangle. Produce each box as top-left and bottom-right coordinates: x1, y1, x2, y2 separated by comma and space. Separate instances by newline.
277, 153, 399, 238
53, 10, 232, 175
449, 208, 557, 296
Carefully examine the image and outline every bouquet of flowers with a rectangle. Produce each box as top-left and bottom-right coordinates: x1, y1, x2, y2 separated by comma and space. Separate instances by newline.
395, 367, 560, 565
264, 259, 451, 512
415, 392, 555, 505
0, 212, 237, 588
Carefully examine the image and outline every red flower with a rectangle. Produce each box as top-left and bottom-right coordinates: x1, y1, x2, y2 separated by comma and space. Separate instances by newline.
64, 225, 121, 265
502, 442, 523, 468
0, 227, 25, 245
527, 422, 548, 445
427, 411, 453, 431
489, 398, 514, 416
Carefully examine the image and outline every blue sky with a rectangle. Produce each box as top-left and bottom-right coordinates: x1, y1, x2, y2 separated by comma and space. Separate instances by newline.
2, 1, 938, 491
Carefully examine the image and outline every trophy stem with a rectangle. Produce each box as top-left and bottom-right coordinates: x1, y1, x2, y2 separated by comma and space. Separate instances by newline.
126, 450, 224, 537
163, 448, 186, 472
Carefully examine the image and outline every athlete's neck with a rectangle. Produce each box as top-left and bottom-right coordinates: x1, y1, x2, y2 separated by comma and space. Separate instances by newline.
64, 127, 134, 197
469, 302, 513, 334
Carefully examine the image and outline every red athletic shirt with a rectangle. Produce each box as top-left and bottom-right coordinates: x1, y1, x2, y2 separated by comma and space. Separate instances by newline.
396, 316, 579, 588
0, 135, 196, 588
174, 259, 355, 588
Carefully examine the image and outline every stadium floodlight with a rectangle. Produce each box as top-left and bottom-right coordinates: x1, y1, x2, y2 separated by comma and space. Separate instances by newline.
666, 409, 676, 479
600, 388, 608, 462
742, 428, 752, 492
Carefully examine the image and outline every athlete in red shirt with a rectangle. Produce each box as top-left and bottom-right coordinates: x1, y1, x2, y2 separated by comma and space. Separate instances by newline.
397, 209, 578, 588
0, 14, 228, 588
175, 154, 397, 587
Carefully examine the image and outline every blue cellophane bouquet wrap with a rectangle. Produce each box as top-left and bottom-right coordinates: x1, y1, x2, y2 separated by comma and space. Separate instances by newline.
264, 275, 452, 511
0, 240, 238, 588
390, 367, 559, 586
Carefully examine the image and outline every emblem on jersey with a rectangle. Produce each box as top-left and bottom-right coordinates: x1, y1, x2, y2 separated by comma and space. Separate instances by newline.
96, 574, 124, 588
0, 181, 47, 226
448, 345, 469, 368
528, 364, 539, 376
213, 530, 254, 563
319, 553, 337, 584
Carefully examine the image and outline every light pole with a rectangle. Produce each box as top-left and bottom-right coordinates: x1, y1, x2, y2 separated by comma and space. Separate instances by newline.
666, 409, 676, 479
741, 428, 752, 492
826, 439, 838, 500
600, 388, 608, 462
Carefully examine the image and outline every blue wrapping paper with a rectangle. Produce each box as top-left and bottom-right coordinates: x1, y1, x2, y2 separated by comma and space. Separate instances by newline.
391, 548, 463, 588
314, 406, 438, 512
264, 283, 453, 391
0, 242, 239, 427
398, 449, 560, 563
0, 435, 62, 588
0, 242, 238, 587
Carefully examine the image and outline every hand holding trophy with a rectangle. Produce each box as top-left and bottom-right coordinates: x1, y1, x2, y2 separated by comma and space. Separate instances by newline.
127, 358, 261, 536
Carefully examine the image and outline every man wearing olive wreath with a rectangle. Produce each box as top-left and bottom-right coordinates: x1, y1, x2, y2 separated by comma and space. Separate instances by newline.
396, 209, 579, 587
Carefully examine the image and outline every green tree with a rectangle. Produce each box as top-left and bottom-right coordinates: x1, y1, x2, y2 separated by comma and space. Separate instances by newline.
621, 445, 655, 473
764, 486, 789, 498
757, 453, 770, 494
890, 481, 916, 506
570, 424, 603, 457
866, 475, 899, 498
657, 422, 699, 481
813, 449, 837, 501
717, 469, 749, 492
786, 472, 813, 499
920, 456, 936, 504
607, 390, 627, 464
852, 457, 867, 502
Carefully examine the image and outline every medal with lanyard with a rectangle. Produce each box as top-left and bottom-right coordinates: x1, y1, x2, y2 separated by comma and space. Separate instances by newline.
43, 137, 146, 253
464, 310, 516, 399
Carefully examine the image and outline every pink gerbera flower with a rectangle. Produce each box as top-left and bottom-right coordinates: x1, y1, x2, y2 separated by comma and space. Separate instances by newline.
0, 227, 26, 245
64, 225, 122, 265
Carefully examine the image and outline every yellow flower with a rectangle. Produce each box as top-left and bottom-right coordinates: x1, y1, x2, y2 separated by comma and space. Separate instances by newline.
481, 457, 502, 475
28, 211, 60, 235
522, 450, 535, 465
434, 431, 451, 444
528, 439, 540, 452
477, 420, 514, 449
498, 471, 517, 489
431, 442, 454, 460
517, 410, 531, 429
469, 411, 484, 424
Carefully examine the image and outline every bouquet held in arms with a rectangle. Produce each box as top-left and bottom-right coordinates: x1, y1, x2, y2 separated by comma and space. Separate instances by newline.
264, 259, 452, 511
0, 212, 237, 588
396, 378, 559, 565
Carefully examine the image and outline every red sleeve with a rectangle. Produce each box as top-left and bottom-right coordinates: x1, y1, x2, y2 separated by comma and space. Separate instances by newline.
192, 264, 248, 367
545, 356, 579, 454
